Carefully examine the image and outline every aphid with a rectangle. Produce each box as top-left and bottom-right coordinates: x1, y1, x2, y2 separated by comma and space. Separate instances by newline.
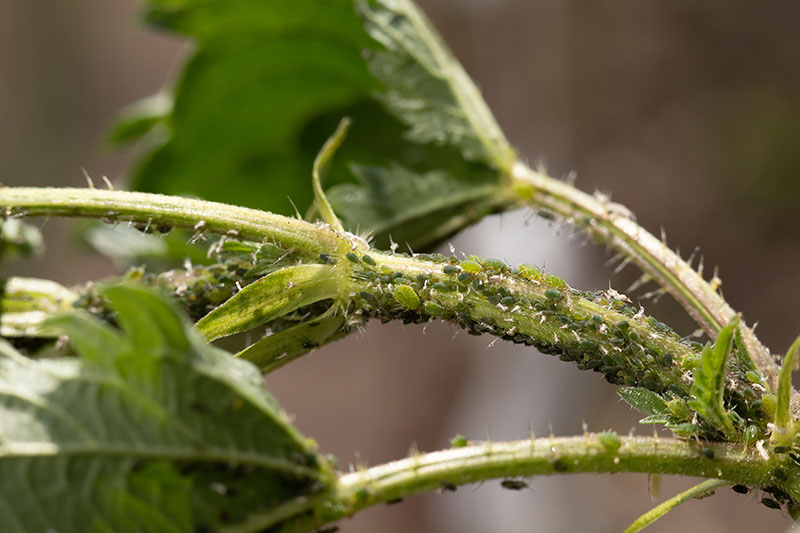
442, 265, 461, 274
440, 481, 457, 493
731, 484, 749, 494
544, 288, 562, 300
386, 498, 404, 505
424, 301, 444, 316
457, 272, 472, 282
393, 285, 420, 310
361, 254, 376, 266
499, 296, 515, 306
745, 370, 761, 384
517, 263, 542, 281
597, 431, 621, 453
319, 253, 335, 264
481, 258, 507, 271
432, 282, 449, 292
773, 468, 787, 481
773, 446, 790, 454
460, 259, 482, 273
761, 497, 781, 510
699, 448, 714, 460
345, 252, 360, 263
500, 479, 528, 490
450, 435, 468, 447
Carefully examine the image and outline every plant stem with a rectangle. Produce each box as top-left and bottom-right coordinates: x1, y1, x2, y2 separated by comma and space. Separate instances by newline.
510, 163, 778, 390
233, 434, 783, 533
0, 187, 363, 258
625, 478, 730, 533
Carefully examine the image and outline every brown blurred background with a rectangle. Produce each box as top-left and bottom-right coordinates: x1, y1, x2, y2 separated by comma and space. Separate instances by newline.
2, 1, 799, 531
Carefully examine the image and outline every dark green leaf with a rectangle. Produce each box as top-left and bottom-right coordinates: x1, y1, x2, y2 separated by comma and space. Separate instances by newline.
125, 0, 518, 250
617, 387, 670, 417
0, 285, 333, 531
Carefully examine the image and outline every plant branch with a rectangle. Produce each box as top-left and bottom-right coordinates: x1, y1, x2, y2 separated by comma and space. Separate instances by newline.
0, 187, 363, 258
510, 163, 778, 390
235, 434, 784, 532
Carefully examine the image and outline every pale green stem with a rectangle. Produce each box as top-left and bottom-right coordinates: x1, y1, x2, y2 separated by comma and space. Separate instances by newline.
625, 478, 731, 533
0, 187, 360, 257
228, 434, 786, 533
510, 163, 777, 390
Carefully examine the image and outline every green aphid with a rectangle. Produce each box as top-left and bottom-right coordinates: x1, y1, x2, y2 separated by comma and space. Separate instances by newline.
393, 285, 420, 310
597, 431, 621, 453
481, 258, 507, 271
745, 370, 761, 384
362, 254, 377, 266
457, 272, 472, 282
345, 252, 360, 263
460, 259, 483, 273
450, 435, 468, 447
545, 273, 567, 289
517, 263, 542, 281
319, 253, 335, 264
424, 301, 444, 316
499, 296, 516, 307
442, 265, 461, 274
667, 399, 691, 419
432, 282, 450, 292
545, 288, 562, 300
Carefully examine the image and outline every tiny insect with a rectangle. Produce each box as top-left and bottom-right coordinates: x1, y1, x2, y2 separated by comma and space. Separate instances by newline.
440, 481, 457, 493
761, 497, 781, 510
500, 479, 528, 491
732, 484, 749, 494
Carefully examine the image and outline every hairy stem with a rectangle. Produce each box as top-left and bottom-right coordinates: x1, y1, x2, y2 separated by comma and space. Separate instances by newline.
0, 187, 363, 258
232, 434, 786, 532
510, 163, 777, 390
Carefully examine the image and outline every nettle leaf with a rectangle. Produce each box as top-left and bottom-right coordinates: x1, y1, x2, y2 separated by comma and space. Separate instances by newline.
687, 316, 740, 437
329, 161, 507, 248
196, 264, 340, 341
356, 0, 515, 170
0, 285, 333, 531
125, 0, 518, 250
618, 387, 670, 417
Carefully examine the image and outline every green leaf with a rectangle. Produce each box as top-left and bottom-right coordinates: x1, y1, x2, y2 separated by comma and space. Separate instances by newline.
196, 264, 341, 341
311, 118, 350, 232
625, 479, 730, 533
329, 161, 507, 248
237, 310, 347, 373
128, 0, 378, 217
775, 334, 800, 431
687, 316, 740, 437
0, 218, 44, 260
125, 0, 518, 250
0, 285, 333, 531
618, 387, 670, 416
0, 278, 77, 337
356, 0, 515, 171
108, 92, 171, 145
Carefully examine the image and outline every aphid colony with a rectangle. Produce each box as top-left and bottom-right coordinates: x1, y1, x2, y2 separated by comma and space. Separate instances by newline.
335, 249, 769, 441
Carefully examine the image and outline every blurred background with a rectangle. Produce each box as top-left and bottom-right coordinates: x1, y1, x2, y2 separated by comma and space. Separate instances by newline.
2, 0, 799, 531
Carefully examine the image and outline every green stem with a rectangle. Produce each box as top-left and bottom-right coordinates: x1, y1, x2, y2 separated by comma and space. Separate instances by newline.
232, 434, 783, 533
625, 478, 730, 533
0, 187, 363, 258
510, 163, 777, 390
